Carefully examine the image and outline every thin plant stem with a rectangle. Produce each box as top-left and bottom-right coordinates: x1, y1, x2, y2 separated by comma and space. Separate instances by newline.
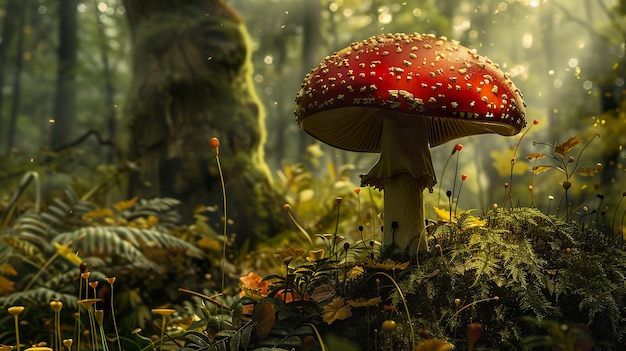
446, 296, 500, 330
86, 307, 97, 351
284, 206, 313, 247
620, 207, 626, 242
159, 317, 167, 351
13, 314, 21, 351
454, 177, 465, 215
452, 152, 460, 203
612, 194, 625, 235
77, 278, 83, 349
437, 154, 454, 207
367, 187, 377, 245
56, 309, 62, 351
178, 288, 230, 310
211, 138, 227, 322
369, 272, 415, 350
332, 199, 342, 260
108, 279, 122, 351
504, 122, 536, 208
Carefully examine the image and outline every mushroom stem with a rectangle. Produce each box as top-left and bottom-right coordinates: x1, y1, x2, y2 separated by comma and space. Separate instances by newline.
361, 114, 435, 256
384, 173, 428, 254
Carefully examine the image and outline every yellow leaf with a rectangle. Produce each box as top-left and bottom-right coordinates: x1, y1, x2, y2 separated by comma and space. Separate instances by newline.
328, 160, 336, 180
532, 165, 552, 174
463, 216, 487, 229
434, 207, 456, 223
240, 285, 265, 301
0, 264, 17, 276
347, 296, 381, 308
577, 167, 598, 176
54, 242, 82, 265
0, 275, 15, 295
196, 237, 221, 251
306, 249, 325, 262
322, 297, 352, 324
554, 136, 582, 157
364, 258, 409, 270
526, 153, 547, 160
306, 143, 324, 159
275, 246, 305, 260
113, 197, 138, 211
145, 215, 159, 227
345, 266, 364, 281
82, 208, 115, 219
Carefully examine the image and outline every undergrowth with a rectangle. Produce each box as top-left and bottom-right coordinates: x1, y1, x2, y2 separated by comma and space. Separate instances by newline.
0, 134, 625, 351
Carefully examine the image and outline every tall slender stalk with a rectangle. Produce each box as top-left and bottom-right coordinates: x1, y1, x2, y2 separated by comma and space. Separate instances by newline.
210, 137, 227, 321
107, 277, 122, 351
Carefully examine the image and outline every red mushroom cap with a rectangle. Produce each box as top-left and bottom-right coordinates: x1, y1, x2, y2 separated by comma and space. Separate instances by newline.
295, 33, 527, 152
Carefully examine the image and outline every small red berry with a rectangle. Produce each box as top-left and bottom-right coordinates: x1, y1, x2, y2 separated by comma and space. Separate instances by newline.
210, 137, 219, 155
461, 174, 467, 181
451, 143, 463, 155
354, 188, 361, 195
504, 182, 509, 188
533, 119, 539, 125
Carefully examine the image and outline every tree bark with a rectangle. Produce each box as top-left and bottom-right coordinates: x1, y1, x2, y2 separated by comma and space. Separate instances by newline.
297, 0, 323, 158
50, 0, 78, 149
0, 0, 22, 154
4, 0, 26, 154
121, 0, 289, 244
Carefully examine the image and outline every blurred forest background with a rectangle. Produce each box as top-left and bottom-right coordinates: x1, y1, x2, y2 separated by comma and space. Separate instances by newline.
1, 0, 626, 223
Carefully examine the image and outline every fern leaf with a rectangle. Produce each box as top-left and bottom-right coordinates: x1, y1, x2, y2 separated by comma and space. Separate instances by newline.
0, 287, 77, 310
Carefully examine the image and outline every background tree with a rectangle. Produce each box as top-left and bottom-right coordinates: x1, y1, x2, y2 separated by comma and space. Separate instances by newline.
120, 0, 288, 243
2, 0, 26, 154
49, 0, 78, 149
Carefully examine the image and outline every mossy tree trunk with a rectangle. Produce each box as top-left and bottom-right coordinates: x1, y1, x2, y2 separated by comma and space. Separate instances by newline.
50, 0, 78, 149
122, 0, 288, 244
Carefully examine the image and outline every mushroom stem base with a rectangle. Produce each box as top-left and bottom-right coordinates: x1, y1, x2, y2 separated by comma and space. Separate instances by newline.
383, 173, 428, 255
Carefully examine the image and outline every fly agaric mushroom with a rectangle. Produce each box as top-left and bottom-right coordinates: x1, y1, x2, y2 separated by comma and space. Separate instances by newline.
295, 33, 526, 258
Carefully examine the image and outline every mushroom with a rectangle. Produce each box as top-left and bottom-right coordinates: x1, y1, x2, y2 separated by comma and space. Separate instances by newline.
295, 33, 526, 258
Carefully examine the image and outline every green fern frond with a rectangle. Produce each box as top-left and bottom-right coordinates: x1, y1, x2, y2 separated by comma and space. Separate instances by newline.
53, 227, 161, 271
124, 197, 182, 228
14, 211, 51, 239
0, 287, 77, 310
53, 226, 203, 272
1, 235, 45, 263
